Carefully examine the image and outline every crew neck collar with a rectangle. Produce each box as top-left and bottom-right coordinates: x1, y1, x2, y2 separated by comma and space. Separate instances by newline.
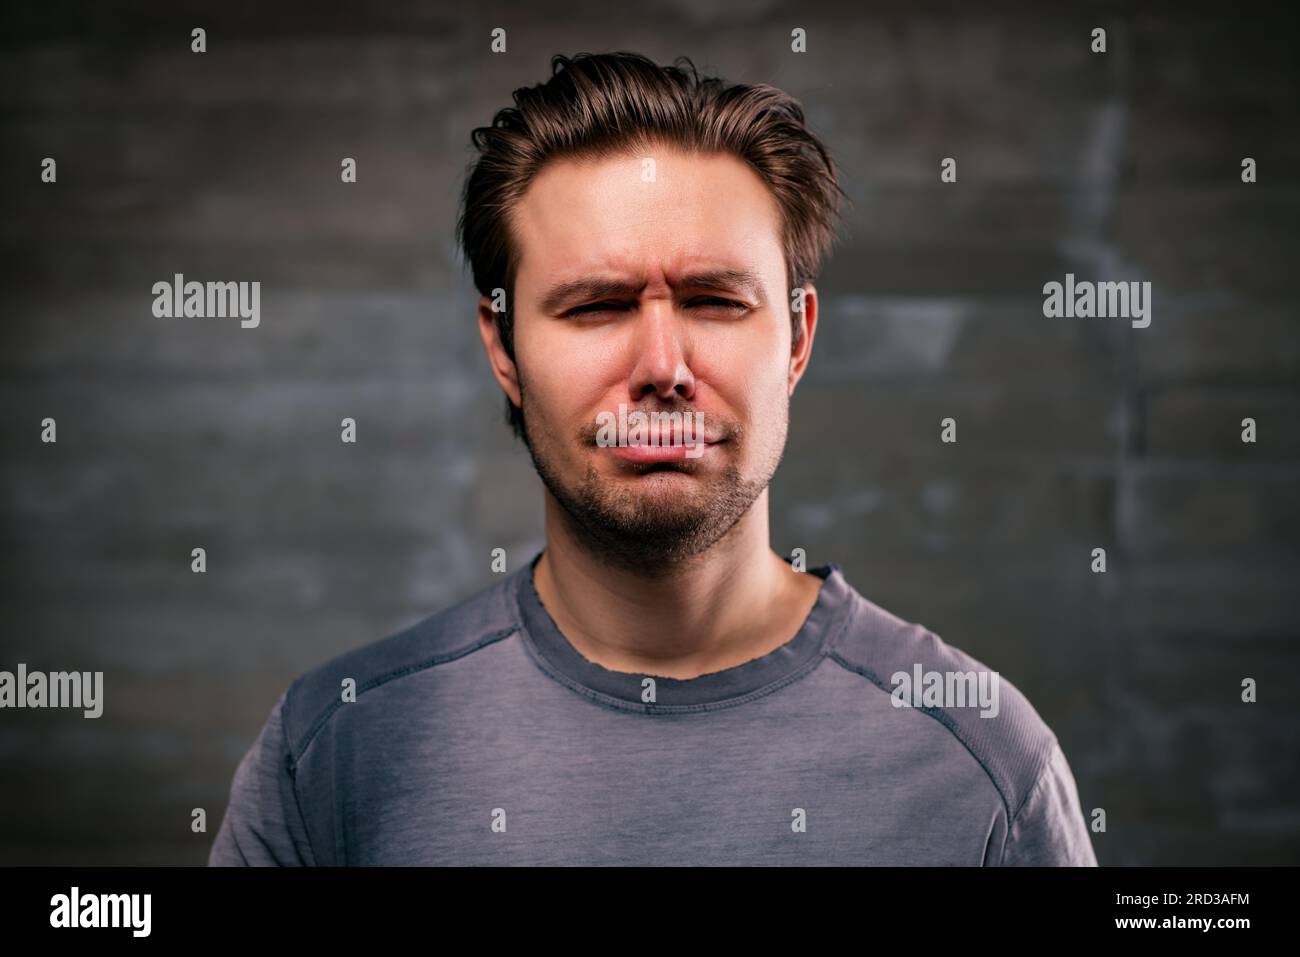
512, 551, 848, 712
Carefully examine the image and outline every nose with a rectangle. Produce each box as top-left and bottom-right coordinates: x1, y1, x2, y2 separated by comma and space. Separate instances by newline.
627, 301, 696, 402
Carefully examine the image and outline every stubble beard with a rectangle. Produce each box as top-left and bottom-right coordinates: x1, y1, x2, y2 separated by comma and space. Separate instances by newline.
518, 395, 779, 577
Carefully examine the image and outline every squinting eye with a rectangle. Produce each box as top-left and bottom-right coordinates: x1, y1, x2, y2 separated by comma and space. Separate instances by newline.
694, 298, 748, 312
567, 302, 627, 316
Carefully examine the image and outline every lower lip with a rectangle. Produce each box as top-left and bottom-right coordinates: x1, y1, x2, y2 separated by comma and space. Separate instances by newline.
603, 442, 716, 463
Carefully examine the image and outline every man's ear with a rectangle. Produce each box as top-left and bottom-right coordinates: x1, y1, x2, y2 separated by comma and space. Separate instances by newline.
788, 282, 819, 396
477, 297, 522, 408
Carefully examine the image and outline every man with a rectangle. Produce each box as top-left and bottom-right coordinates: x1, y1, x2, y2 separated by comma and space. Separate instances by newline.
209, 51, 1096, 866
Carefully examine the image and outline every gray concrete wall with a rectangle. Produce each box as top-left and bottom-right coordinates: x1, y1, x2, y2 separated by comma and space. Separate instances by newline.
0, 1, 1296, 864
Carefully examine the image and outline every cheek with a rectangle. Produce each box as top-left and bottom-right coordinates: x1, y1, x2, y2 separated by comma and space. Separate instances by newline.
707, 341, 789, 410
745, 367, 794, 447
517, 329, 610, 418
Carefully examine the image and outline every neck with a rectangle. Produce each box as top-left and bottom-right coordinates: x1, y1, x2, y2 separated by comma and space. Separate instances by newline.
533, 488, 822, 679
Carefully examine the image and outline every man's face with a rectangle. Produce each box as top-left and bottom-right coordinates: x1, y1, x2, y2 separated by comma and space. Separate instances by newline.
481, 143, 816, 570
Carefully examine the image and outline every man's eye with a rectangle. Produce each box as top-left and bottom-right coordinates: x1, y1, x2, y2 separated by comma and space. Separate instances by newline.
568, 302, 627, 316
693, 297, 748, 312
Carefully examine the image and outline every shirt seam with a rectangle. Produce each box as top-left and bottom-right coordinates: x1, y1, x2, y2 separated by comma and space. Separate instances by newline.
288, 625, 519, 766
279, 689, 317, 866
518, 631, 838, 715
1000, 740, 1061, 865
512, 569, 856, 715
827, 649, 1025, 826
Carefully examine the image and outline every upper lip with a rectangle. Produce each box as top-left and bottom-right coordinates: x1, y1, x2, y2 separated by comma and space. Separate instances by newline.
595, 429, 723, 446
590, 410, 723, 445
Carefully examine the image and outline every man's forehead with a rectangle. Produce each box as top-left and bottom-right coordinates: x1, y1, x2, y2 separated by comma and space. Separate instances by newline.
511, 150, 781, 248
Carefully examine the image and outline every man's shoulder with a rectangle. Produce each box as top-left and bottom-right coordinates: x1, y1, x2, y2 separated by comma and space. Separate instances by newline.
277, 567, 525, 764
825, 569, 1061, 821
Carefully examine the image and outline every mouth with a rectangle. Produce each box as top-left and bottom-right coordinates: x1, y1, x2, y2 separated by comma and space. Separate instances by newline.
602, 439, 721, 464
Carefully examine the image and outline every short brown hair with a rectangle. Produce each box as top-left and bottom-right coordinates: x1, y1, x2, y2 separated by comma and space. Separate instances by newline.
455, 51, 849, 438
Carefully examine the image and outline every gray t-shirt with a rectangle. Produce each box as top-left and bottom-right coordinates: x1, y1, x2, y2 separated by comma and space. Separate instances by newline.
208, 554, 1097, 866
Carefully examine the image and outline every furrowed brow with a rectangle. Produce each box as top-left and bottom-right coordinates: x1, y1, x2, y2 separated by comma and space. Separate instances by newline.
678, 269, 767, 304
540, 277, 643, 315
540, 268, 767, 314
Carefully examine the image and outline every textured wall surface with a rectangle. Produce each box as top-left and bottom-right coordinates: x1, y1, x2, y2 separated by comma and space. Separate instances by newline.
1, 1, 1297, 865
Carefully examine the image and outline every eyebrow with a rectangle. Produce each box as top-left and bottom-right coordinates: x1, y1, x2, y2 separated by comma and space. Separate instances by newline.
539, 268, 768, 314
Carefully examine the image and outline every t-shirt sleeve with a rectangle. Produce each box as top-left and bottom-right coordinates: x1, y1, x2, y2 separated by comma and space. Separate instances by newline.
1000, 740, 1098, 866
208, 689, 316, 866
